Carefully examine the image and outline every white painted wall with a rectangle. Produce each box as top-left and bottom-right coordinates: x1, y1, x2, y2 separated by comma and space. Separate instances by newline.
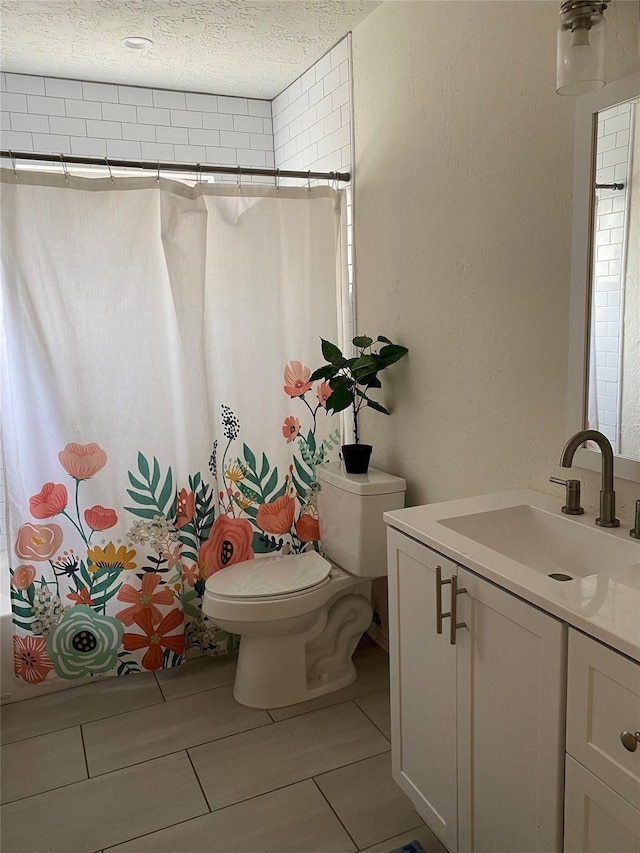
351, 0, 640, 520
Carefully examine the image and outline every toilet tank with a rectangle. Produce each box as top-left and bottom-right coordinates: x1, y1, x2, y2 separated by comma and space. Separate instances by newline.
315, 462, 406, 578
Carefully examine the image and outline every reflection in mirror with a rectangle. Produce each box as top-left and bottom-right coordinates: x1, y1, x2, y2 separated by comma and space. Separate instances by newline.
587, 97, 639, 459
569, 72, 640, 482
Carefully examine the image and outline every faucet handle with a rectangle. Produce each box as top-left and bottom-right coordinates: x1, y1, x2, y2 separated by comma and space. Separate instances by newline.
549, 477, 585, 515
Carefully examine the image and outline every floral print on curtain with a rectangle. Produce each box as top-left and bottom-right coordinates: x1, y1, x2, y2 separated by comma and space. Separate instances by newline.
10, 362, 340, 685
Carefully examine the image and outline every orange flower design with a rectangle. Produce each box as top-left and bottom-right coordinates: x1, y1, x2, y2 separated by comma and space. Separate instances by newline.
13, 635, 55, 684
12, 564, 36, 590
175, 489, 195, 529
122, 608, 185, 670
256, 495, 295, 535
116, 573, 175, 627
58, 442, 107, 480
15, 523, 64, 561
67, 587, 95, 605
317, 381, 332, 408
182, 562, 200, 586
199, 516, 254, 578
295, 513, 321, 542
283, 361, 312, 397
282, 416, 301, 443
29, 483, 68, 519
84, 505, 118, 531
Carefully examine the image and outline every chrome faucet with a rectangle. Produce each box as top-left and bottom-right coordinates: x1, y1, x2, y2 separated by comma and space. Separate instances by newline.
560, 430, 619, 528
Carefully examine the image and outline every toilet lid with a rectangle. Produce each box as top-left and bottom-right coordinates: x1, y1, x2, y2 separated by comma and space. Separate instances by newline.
206, 550, 332, 599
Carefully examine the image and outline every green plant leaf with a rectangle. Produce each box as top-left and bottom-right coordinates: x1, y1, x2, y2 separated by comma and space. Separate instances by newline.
377, 344, 409, 368
357, 373, 382, 388
352, 335, 373, 348
321, 338, 343, 365
367, 399, 391, 415
309, 364, 336, 381
377, 335, 392, 344
327, 384, 353, 413
351, 355, 377, 373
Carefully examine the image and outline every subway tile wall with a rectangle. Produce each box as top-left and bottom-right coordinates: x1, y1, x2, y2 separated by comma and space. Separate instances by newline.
592, 103, 634, 448
0, 72, 274, 177
272, 37, 354, 325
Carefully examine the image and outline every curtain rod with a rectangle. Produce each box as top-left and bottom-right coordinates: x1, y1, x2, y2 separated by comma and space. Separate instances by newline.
0, 150, 350, 183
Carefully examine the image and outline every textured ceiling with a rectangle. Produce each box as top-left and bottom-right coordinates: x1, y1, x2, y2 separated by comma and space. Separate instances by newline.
0, 0, 381, 98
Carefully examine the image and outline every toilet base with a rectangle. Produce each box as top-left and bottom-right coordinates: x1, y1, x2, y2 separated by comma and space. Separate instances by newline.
231, 591, 372, 709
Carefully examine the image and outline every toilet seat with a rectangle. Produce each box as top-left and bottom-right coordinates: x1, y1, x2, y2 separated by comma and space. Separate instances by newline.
207, 550, 332, 600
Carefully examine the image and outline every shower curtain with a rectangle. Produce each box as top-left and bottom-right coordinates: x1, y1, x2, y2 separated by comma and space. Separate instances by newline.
0, 170, 347, 686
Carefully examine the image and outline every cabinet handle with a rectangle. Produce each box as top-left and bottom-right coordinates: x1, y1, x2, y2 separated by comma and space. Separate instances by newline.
435, 565, 451, 635
620, 731, 640, 752
449, 575, 467, 646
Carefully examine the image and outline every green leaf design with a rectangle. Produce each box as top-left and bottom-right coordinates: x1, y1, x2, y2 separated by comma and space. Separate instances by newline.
158, 468, 174, 515
263, 468, 279, 499
259, 453, 269, 481
151, 457, 161, 493
125, 490, 158, 506
13, 618, 35, 631
128, 472, 147, 491
123, 506, 162, 520
293, 456, 313, 486
138, 452, 150, 480
306, 429, 316, 455
243, 444, 257, 472
11, 603, 34, 619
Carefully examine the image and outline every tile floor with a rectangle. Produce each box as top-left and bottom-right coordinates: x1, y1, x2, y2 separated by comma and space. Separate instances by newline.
0, 637, 447, 853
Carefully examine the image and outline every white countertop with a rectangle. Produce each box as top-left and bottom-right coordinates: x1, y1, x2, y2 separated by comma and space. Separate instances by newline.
385, 489, 640, 662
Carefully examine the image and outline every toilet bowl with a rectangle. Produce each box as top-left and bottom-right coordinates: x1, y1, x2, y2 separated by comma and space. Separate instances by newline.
203, 463, 406, 709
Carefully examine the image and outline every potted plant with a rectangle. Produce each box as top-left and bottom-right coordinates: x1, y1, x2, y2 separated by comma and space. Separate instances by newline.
310, 334, 409, 474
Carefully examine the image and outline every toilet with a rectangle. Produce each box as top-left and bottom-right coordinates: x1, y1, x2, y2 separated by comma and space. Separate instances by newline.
203, 462, 406, 709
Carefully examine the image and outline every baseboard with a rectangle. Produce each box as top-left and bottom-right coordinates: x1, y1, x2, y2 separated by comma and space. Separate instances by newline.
366, 623, 389, 653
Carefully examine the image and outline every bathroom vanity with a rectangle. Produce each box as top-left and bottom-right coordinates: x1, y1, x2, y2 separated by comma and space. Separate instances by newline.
384, 490, 640, 853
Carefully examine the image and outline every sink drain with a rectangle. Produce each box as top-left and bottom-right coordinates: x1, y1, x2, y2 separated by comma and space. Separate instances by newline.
548, 572, 573, 582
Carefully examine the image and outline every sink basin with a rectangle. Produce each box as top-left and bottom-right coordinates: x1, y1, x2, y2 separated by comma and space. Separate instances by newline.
438, 504, 639, 580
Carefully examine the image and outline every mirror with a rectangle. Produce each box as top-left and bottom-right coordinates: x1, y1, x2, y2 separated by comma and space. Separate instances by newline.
568, 71, 640, 482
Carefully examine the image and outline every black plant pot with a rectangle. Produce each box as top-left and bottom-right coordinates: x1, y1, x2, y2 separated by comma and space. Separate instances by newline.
342, 443, 372, 474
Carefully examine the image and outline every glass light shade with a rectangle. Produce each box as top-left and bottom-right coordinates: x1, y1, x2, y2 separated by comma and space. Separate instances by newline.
557, 13, 606, 95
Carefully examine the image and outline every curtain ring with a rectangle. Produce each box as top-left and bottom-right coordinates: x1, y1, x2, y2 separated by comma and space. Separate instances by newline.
275, 168, 280, 193
60, 153, 69, 183
307, 170, 311, 193
104, 157, 114, 183
156, 161, 160, 184
237, 165, 242, 192
9, 150, 18, 181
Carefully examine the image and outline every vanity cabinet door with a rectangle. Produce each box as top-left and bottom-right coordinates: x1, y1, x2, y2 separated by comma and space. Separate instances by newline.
456, 568, 566, 853
564, 756, 640, 853
387, 528, 458, 853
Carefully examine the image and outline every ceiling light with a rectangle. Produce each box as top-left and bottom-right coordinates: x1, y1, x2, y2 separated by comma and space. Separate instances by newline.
122, 36, 154, 50
556, 1, 609, 95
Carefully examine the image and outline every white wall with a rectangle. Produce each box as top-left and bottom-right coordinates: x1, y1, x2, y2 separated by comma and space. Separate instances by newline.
351, 0, 640, 520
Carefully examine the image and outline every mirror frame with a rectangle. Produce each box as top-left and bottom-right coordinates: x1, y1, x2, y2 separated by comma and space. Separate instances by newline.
567, 70, 640, 482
